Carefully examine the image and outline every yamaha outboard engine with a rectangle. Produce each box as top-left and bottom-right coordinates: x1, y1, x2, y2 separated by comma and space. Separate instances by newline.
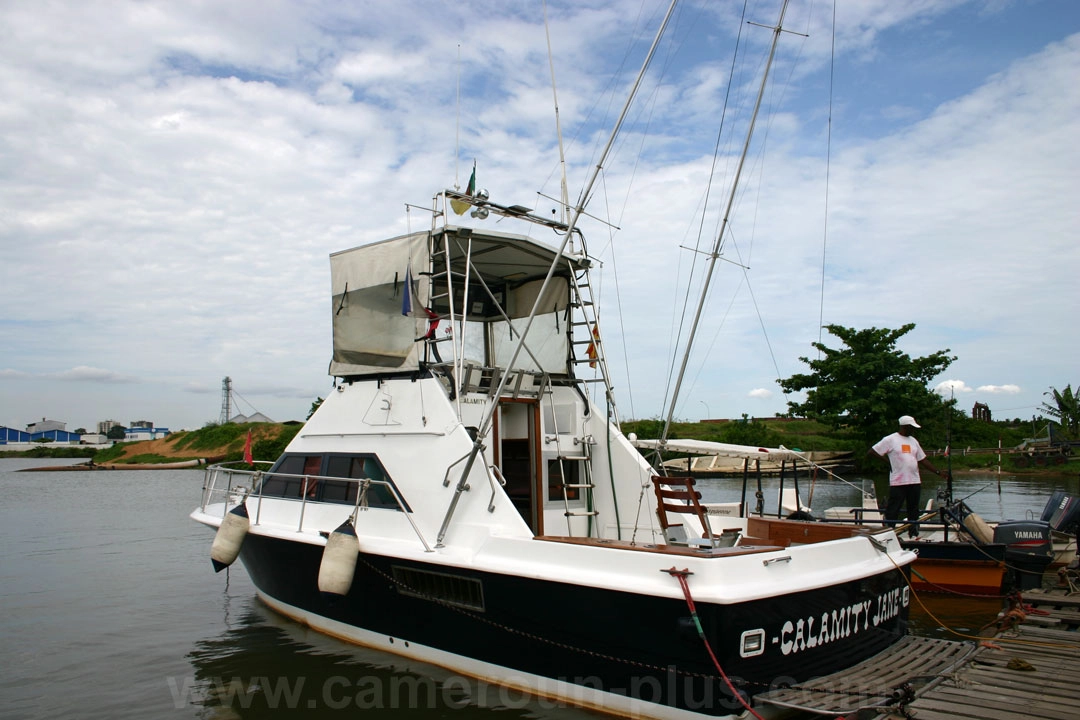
1042, 490, 1080, 571
1041, 490, 1080, 536
994, 520, 1054, 590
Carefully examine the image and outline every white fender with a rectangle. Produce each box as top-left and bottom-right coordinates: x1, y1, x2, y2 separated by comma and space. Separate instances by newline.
210, 502, 250, 572
318, 519, 359, 596
963, 512, 995, 545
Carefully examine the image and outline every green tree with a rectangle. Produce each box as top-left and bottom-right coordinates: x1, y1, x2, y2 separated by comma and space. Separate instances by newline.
779, 324, 956, 445
1041, 384, 1079, 437
308, 397, 324, 420
106, 425, 127, 440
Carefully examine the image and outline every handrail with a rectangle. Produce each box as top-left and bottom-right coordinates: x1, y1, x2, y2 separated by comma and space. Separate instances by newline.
199, 462, 433, 552
487, 464, 507, 513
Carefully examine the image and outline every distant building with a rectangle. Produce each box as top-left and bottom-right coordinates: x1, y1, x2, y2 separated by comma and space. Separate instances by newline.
1, 426, 32, 444
80, 433, 108, 444
30, 429, 80, 444
129, 420, 154, 429
27, 418, 65, 434
124, 426, 170, 442
972, 402, 992, 422
98, 420, 123, 434
230, 412, 274, 424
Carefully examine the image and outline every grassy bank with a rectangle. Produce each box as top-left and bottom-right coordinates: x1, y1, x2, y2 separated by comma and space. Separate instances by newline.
1, 422, 302, 466
5, 417, 1076, 476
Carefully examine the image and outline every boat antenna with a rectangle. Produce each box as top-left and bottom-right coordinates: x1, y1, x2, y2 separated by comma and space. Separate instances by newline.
436, 0, 682, 548
543, 0, 571, 234
659, 0, 792, 448
454, 43, 462, 189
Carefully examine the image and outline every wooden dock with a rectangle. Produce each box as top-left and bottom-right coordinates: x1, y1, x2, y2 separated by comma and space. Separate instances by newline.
755, 586, 1080, 718
886, 587, 1080, 720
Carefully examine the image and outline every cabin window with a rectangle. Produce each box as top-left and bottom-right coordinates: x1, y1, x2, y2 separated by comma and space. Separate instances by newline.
260, 454, 321, 498
258, 453, 409, 510
547, 459, 580, 501
324, 454, 406, 510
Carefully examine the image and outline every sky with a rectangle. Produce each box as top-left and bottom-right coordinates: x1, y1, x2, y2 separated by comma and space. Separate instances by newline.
1, 0, 1078, 433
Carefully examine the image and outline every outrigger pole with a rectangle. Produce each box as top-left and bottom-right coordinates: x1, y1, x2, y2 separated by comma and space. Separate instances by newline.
658, 0, 792, 456
436, 0, 682, 547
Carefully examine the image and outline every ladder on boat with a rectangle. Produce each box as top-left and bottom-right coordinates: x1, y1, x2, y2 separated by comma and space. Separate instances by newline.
566, 268, 619, 425
543, 376, 599, 534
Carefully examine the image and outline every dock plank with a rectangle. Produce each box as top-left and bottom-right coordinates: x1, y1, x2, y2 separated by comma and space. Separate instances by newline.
876, 586, 1080, 719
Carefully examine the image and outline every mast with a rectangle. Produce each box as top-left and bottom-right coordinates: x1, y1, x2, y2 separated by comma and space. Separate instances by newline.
659, 0, 791, 449
543, 0, 571, 230
437, 0, 682, 547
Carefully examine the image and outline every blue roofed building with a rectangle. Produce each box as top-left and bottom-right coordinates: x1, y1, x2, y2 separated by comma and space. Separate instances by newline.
1, 426, 32, 444
29, 429, 81, 443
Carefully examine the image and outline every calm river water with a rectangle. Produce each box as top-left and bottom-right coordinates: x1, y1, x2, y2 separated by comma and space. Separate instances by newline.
1, 457, 1076, 719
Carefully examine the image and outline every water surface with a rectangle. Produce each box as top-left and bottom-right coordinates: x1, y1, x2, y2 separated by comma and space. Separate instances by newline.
1, 458, 1073, 718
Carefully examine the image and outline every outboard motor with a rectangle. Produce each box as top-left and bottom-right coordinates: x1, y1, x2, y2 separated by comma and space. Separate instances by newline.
994, 520, 1054, 590
1040, 491, 1080, 535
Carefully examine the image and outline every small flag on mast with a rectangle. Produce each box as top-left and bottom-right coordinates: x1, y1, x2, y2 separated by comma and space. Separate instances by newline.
586, 325, 600, 368
450, 162, 476, 215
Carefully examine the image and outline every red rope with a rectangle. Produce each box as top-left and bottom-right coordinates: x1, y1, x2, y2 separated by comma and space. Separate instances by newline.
666, 568, 766, 720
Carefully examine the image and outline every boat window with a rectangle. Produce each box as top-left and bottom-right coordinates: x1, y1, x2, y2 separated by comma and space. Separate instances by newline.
260, 454, 322, 498
323, 454, 407, 510
258, 453, 408, 510
548, 459, 580, 501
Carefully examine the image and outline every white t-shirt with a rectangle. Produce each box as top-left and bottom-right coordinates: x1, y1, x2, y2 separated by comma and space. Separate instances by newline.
872, 432, 926, 486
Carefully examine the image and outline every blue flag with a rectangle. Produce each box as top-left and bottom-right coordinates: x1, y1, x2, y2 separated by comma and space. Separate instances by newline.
401, 266, 413, 316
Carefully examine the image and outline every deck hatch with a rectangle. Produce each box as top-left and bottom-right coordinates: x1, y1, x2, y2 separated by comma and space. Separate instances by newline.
391, 566, 485, 611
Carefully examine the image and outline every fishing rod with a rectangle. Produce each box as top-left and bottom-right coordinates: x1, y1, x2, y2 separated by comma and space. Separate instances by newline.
944, 392, 954, 504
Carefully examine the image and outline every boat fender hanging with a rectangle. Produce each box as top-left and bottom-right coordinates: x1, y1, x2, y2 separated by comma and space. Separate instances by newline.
963, 512, 994, 545
318, 519, 360, 597
210, 502, 250, 572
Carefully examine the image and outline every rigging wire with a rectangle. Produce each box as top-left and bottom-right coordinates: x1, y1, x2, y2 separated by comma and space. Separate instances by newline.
672, 3, 819, 419
660, 0, 752, 420
599, 170, 636, 420
659, 0, 793, 441
817, 0, 837, 375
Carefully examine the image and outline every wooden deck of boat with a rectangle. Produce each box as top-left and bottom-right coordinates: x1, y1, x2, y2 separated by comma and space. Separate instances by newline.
755, 586, 1080, 718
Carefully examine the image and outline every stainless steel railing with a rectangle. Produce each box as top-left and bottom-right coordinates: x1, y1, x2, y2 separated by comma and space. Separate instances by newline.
200, 461, 433, 552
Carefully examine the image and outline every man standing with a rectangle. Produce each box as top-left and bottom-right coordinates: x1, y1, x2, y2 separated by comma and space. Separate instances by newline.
869, 415, 946, 538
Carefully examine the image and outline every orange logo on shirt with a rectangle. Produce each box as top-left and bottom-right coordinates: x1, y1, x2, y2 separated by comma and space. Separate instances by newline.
901, 444, 912, 454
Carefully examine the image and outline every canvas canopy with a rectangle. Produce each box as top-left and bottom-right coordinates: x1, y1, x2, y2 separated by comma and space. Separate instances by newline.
329, 227, 588, 378
330, 232, 430, 377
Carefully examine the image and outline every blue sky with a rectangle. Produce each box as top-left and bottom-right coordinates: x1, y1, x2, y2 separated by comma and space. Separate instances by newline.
1, 0, 1078, 433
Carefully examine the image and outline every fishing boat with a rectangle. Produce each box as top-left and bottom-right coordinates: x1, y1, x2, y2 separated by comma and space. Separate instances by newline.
191, 4, 919, 718
637, 438, 1052, 596
191, 201, 919, 718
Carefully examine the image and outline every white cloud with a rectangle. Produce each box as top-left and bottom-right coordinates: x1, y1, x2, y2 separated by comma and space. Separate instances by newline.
935, 380, 972, 394
0, 1, 1077, 431
44, 367, 140, 384
976, 384, 1021, 395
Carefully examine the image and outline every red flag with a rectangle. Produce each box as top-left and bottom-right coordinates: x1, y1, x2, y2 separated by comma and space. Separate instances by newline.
243, 429, 253, 464
586, 325, 600, 368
